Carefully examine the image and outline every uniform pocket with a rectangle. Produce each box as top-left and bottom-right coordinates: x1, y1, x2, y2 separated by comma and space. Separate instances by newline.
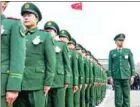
35, 67, 45, 73
57, 66, 64, 75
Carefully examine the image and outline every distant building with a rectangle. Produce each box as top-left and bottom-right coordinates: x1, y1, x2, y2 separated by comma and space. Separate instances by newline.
98, 59, 108, 70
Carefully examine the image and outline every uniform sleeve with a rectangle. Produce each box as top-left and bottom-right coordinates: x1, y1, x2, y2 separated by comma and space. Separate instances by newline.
62, 43, 71, 84
72, 51, 79, 85
128, 49, 135, 76
79, 55, 85, 84
44, 33, 56, 86
89, 62, 93, 83
92, 63, 95, 83
108, 51, 112, 77
85, 59, 90, 84
7, 20, 25, 91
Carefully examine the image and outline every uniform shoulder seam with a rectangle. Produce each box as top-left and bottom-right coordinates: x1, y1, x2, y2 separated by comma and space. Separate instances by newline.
7, 17, 20, 20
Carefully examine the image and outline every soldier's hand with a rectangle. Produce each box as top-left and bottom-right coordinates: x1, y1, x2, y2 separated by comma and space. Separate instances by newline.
44, 86, 51, 96
130, 77, 134, 85
89, 83, 92, 88
73, 86, 79, 93
85, 84, 88, 89
80, 84, 82, 89
109, 78, 113, 85
64, 83, 68, 89
6, 91, 19, 106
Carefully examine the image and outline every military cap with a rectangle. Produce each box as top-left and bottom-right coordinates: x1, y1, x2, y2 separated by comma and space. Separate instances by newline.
59, 30, 71, 41
21, 3, 42, 21
68, 38, 76, 46
44, 21, 60, 35
86, 51, 91, 56
114, 33, 125, 41
76, 44, 82, 50
82, 47, 86, 53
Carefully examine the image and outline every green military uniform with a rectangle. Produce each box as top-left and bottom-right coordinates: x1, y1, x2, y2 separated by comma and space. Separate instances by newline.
93, 60, 98, 106
74, 44, 84, 107
80, 48, 86, 107
66, 38, 79, 107
89, 56, 95, 107
1, 13, 25, 107
44, 21, 71, 107
108, 33, 135, 107
85, 51, 91, 107
13, 3, 56, 107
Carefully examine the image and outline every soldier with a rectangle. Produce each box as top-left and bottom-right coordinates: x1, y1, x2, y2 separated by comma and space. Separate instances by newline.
1, 1, 25, 107
44, 21, 71, 107
66, 38, 79, 107
108, 33, 135, 107
89, 55, 96, 107
80, 47, 87, 107
13, 3, 56, 107
85, 51, 92, 107
75, 44, 85, 107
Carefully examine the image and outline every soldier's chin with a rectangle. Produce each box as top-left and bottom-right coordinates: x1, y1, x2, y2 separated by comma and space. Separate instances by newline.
24, 23, 31, 28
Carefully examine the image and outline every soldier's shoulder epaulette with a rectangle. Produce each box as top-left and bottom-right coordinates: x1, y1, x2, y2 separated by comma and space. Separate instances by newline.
7, 17, 20, 20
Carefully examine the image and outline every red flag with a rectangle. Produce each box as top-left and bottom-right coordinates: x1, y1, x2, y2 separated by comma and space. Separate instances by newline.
71, 2, 82, 10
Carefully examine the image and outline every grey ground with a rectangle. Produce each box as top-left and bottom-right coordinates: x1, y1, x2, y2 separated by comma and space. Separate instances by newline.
97, 90, 140, 107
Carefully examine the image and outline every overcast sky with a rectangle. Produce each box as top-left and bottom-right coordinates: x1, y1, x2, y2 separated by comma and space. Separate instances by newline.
4, 1, 140, 64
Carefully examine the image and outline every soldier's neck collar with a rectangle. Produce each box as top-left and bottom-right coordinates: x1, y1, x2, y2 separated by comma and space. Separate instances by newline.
25, 27, 38, 35
116, 47, 123, 50
1, 14, 6, 20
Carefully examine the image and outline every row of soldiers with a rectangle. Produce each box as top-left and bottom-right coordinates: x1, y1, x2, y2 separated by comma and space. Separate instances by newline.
1, 1, 107, 107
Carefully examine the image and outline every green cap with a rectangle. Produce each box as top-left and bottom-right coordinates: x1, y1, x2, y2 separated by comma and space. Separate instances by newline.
82, 47, 86, 53
44, 21, 60, 35
76, 44, 82, 50
86, 51, 91, 56
68, 38, 76, 46
21, 3, 42, 21
114, 33, 125, 41
59, 30, 71, 41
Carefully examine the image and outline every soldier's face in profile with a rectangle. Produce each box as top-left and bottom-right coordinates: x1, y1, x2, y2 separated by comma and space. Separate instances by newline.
1, 1, 8, 13
60, 37, 69, 43
115, 40, 124, 47
23, 13, 38, 28
77, 49, 82, 54
82, 52, 86, 57
45, 29, 57, 38
68, 44, 75, 49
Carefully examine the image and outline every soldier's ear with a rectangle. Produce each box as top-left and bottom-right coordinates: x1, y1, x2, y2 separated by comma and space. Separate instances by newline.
36, 17, 39, 24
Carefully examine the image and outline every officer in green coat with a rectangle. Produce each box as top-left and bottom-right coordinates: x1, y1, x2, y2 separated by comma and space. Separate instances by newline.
66, 38, 79, 107
108, 33, 135, 107
80, 47, 87, 107
89, 55, 96, 107
75, 44, 85, 107
13, 3, 56, 107
44, 21, 71, 107
1, 1, 25, 107
83, 51, 90, 107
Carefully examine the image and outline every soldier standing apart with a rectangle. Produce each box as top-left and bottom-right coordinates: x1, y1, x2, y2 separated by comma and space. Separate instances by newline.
13, 3, 56, 107
108, 33, 135, 107
44, 21, 71, 107
1, 1, 25, 107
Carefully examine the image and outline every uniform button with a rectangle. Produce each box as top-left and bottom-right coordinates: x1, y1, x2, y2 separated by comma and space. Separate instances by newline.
26, 39, 28, 42
24, 66, 25, 68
